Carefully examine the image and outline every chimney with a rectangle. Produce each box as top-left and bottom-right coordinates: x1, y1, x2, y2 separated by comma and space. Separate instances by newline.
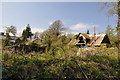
94, 26, 96, 36
94, 26, 96, 40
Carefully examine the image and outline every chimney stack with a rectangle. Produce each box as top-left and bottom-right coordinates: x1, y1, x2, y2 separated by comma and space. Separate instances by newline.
94, 26, 96, 36
94, 26, 96, 40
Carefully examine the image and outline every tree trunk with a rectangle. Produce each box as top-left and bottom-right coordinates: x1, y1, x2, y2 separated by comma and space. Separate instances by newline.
118, 1, 120, 61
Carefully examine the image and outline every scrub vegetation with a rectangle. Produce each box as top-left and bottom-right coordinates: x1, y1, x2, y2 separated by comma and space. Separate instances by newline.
1, 20, 119, 79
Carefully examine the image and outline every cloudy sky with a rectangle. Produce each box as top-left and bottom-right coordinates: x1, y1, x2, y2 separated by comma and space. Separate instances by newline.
0, 2, 118, 36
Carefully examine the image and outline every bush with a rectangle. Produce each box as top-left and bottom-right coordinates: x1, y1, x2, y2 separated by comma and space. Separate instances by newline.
2, 48, 119, 79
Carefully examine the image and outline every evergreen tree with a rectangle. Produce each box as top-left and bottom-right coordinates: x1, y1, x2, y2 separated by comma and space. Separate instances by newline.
22, 24, 33, 41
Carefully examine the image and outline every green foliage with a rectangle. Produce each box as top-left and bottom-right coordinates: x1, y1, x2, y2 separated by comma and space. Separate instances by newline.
5, 25, 17, 36
2, 20, 119, 79
39, 20, 69, 53
2, 33, 11, 47
2, 53, 11, 61
72, 34, 79, 39
110, 36, 118, 47
105, 25, 118, 47
15, 38, 22, 45
106, 25, 115, 37
58, 35, 71, 44
22, 24, 33, 41
2, 48, 119, 79
14, 42, 45, 54
29, 43, 43, 52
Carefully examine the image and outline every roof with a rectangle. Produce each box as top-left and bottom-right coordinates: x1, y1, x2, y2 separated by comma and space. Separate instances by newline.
68, 33, 91, 45
81, 33, 90, 39
68, 33, 110, 46
92, 34, 109, 46
68, 39, 79, 45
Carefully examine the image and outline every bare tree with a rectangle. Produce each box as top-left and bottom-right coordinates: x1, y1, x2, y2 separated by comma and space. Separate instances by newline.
5, 25, 17, 36
100, 1, 120, 60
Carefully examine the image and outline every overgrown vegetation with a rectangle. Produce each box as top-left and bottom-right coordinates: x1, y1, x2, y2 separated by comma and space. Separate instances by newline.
1, 20, 119, 79
2, 47, 119, 79
105, 25, 118, 47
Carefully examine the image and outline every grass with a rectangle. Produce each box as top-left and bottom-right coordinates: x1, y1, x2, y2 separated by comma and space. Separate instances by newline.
1, 47, 119, 79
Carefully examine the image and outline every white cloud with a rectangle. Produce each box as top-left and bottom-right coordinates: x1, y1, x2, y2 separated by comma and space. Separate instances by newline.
31, 27, 44, 33
70, 24, 89, 31
70, 23, 99, 34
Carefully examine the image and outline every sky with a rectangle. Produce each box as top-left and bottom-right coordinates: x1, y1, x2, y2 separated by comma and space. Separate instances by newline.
1, 0, 118, 2
0, 2, 118, 36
